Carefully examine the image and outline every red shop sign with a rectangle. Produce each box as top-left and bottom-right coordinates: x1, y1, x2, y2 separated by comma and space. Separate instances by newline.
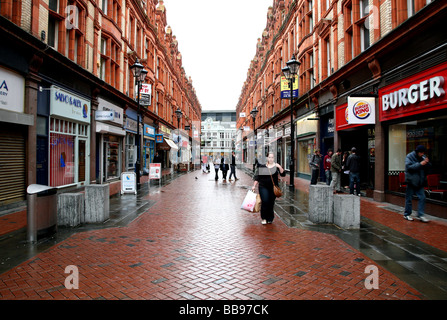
335, 103, 365, 131
379, 62, 447, 122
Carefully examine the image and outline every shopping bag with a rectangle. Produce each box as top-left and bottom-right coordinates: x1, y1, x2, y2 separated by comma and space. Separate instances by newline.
241, 190, 257, 212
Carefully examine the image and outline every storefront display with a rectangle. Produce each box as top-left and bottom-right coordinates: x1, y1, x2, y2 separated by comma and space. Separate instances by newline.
380, 62, 447, 202
49, 86, 90, 188
104, 135, 120, 180
96, 97, 125, 182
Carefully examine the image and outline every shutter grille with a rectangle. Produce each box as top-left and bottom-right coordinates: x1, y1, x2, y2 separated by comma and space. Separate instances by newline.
0, 131, 26, 205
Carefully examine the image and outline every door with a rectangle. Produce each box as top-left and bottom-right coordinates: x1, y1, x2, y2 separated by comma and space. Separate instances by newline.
78, 139, 86, 183
36, 136, 48, 186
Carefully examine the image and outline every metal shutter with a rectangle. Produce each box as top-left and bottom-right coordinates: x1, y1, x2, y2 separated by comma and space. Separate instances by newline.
0, 129, 26, 205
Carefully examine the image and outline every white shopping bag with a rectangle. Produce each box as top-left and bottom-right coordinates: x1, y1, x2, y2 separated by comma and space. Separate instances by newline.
241, 190, 257, 212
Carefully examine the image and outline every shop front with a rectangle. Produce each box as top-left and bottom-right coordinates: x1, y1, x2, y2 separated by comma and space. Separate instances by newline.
296, 113, 318, 180
379, 61, 447, 212
143, 124, 156, 170
335, 98, 376, 194
157, 124, 177, 169
124, 108, 138, 172
0, 66, 33, 205
319, 105, 335, 183
95, 97, 125, 183
48, 86, 91, 188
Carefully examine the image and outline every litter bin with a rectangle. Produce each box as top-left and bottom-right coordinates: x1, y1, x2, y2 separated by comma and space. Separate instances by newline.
27, 184, 58, 243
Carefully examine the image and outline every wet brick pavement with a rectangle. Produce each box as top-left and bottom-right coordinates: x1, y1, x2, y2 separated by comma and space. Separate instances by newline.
2, 169, 443, 302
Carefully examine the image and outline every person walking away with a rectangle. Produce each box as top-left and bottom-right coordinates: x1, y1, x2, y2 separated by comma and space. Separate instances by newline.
229, 151, 239, 181
252, 152, 286, 225
220, 156, 229, 181
324, 149, 333, 185
346, 147, 361, 195
214, 157, 220, 181
404, 145, 431, 222
330, 148, 343, 193
309, 149, 321, 185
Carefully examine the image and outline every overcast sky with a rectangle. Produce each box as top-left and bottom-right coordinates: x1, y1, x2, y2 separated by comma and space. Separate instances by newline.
163, 0, 273, 112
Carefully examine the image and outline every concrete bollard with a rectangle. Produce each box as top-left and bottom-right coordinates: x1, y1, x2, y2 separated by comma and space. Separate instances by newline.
308, 184, 333, 223
333, 194, 360, 229
57, 193, 84, 227
84, 184, 110, 223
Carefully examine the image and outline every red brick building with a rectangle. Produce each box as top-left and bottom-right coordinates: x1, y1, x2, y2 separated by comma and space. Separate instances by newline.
0, 0, 201, 209
237, 0, 447, 218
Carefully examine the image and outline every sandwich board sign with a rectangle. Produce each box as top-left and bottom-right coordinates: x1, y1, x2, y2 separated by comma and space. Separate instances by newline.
121, 172, 136, 194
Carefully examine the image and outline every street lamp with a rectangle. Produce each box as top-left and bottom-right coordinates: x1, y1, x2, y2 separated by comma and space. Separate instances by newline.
282, 54, 300, 190
250, 107, 258, 171
130, 58, 147, 189
175, 107, 182, 172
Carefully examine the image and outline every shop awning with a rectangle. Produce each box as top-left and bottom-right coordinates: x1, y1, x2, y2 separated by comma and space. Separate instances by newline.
165, 138, 178, 150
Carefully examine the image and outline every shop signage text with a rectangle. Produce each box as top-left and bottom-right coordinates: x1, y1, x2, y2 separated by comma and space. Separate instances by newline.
50, 86, 90, 123
347, 97, 376, 125
379, 62, 447, 122
0, 67, 25, 113
382, 76, 444, 111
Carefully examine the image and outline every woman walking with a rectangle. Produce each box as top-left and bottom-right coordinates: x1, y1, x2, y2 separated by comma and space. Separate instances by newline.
252, 152, 286, 224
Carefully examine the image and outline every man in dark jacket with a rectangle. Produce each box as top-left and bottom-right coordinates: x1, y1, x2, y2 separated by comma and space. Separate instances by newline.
309, 149, 321, 185
346, 147, 361, 195
404, 145, 431, 222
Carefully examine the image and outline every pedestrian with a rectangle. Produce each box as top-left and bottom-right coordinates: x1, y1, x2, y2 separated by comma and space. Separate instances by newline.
229, 151, 239, 181
153, 152, 162, 164
341, 151, 350, 189
214, 156, 220, 181
404, 145, 431, 222
330, 148, 343, 193
220, 155, 229, 180
202, 154, 208, 173
252, 152, 286, 225
309, 149, 321, 185
346, 147, 361, 196
324, 149, 333, 185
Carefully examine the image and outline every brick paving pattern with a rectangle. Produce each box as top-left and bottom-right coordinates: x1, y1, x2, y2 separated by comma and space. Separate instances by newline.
0, 171, 424, 300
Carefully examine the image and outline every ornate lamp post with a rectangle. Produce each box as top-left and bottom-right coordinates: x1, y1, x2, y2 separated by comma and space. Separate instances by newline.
282, 54, 300, 190
175, 107, 182, 172
130, 58, 147, 189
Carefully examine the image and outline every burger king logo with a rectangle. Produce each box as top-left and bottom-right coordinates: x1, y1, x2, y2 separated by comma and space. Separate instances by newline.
352, 101, 371, 120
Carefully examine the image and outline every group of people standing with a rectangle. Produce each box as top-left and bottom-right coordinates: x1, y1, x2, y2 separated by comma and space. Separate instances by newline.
309, 147, 361, 196
309, 145, 431, 222
201, 151, 239, 181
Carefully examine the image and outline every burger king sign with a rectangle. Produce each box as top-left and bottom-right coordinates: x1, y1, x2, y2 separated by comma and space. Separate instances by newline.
347, 97, 376, 125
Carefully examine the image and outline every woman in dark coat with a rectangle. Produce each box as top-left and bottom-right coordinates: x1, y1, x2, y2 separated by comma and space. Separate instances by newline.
252, 152, 286, 224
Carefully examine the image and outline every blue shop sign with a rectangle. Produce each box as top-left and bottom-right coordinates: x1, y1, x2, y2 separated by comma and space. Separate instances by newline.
144, 124, 155, 137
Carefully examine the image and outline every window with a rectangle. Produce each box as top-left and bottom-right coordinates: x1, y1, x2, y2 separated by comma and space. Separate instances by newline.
99, 37, 107, 81
48, 0, 63, 50
344, 0, 371, 61
65, 2, 86, 66
49, 0, 59, 12
48, 15, 59, 49
101, 0, 108, 15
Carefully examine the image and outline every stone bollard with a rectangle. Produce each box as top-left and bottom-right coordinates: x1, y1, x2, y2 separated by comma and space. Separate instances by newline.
84, 184, 110, 223
333, 194, 360, 229
308, 184, 333, 223
57, 193, 84, 227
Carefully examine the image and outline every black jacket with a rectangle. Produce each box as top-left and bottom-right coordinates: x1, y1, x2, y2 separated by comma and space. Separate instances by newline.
405, 151, 431, 187
346, 153, 360, 173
